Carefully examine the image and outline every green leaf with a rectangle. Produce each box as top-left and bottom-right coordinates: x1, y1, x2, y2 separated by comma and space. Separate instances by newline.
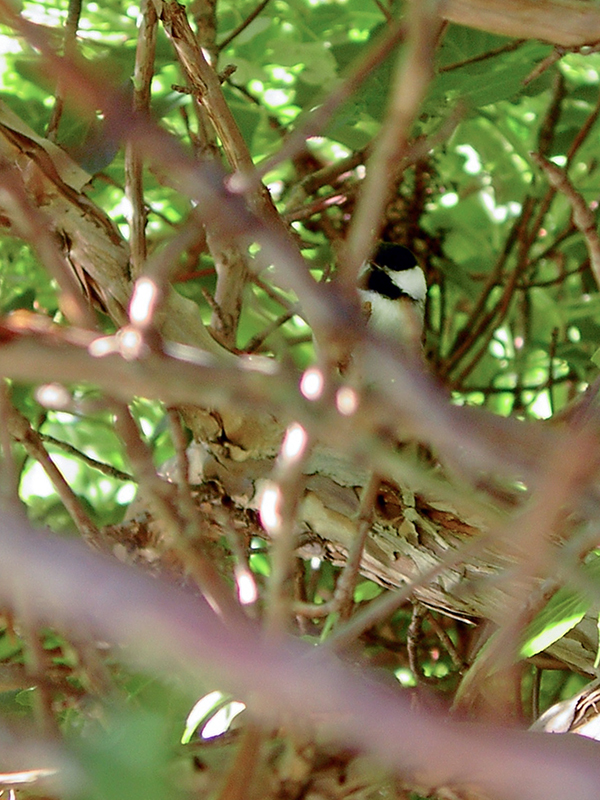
268, 40, 338, 86
520, 603, 586, 658
520, 555, 600, 658
433, 39, 552, 109
353, 580, 383, 602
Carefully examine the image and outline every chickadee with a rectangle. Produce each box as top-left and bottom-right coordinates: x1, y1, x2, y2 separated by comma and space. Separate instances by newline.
358, 243, 426, 345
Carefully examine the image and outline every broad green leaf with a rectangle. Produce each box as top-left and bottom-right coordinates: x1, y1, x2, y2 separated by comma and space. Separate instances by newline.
520, 603, 587, 658
438, 28, 512, 67
521, 555, 600, 658
433, 40, 552, 109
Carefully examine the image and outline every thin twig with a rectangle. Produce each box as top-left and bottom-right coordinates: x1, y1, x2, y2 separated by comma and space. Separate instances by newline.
46, 0, 82, 140
547, 327, 559, 417
7, 405, 101, 545
287, 149, 368, 205
407, 603, 427, 681
538, 71, 566, 157
217, 0, 271, 52
262, 423, 313, 634
0, 380, 21, 512
567, 87, 600, 164
523, 46, 565, 86
532, 153, 600, 290
244, 311, 295, 353
238, 15, 407, 191
531, 666, 542, 722
0, 161, 96, 328
201, 286, 227, 327
424, 609, 466, 671
284, 192, 352, 223
342, 1, 444, 286
439, 39, 527, 73
333, 472, 381, 621
111, 400, 246, 624
39, 434, 133, 482
251, 274, 298, 313
125, 0, 157, 280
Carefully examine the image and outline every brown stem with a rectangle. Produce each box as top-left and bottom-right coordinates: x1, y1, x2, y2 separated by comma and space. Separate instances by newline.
246, 16, 407, 191
0, 161, 96, 328
342, 1, 444, 286
7, 405, 101, 545
125, 0, 157, 280
39, 434, 133, 482
218, 0, 271, 52
46, 0, 82, 140
532, 153, 600, 290
112, 401, 246, 624
334, 472, 381, 621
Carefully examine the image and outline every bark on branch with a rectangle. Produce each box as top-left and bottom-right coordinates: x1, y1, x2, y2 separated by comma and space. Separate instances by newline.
438, 0, 600, 46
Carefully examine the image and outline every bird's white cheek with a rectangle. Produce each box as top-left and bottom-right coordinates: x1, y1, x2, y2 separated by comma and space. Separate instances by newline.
389, 267, 427, 303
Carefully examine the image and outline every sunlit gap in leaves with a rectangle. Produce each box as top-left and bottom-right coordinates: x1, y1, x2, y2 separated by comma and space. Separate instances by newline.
479, 188, 522, 223
21, 1, 65, 27
0, 29, 21, 95
21, 455, 80, 500
21, 454, 136, 508
455, 144, 482, 175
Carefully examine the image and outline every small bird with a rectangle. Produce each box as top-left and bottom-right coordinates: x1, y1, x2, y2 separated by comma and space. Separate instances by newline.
357, 243, 426, 346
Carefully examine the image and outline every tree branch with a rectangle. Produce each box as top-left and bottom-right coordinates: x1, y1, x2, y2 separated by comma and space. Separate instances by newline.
439, 0, 600, 46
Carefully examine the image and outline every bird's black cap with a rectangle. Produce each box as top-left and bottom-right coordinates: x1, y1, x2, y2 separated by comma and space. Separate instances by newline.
372, 243, 418, 273
358, 243, 420, 301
